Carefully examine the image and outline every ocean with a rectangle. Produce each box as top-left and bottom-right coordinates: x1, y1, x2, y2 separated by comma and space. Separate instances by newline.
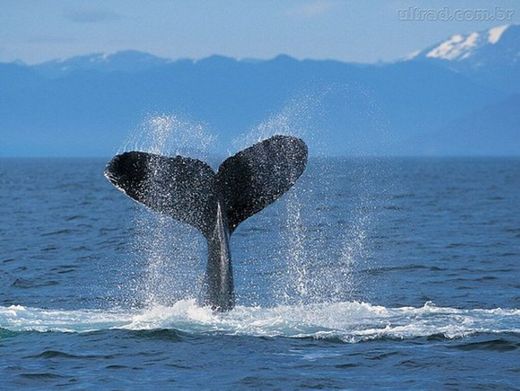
1, 156, 519, 389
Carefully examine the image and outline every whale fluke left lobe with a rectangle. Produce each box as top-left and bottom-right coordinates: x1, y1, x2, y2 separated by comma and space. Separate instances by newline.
104, 151, 218, 237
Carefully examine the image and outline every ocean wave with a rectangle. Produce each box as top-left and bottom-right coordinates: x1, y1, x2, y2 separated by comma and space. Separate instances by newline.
1, 301, 519, 342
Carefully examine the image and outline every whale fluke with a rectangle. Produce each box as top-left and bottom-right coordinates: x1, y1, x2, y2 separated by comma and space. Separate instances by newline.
104, 135, 308, 310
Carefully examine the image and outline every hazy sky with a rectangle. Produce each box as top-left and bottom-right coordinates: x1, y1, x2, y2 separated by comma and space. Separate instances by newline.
1, 0, 519, 64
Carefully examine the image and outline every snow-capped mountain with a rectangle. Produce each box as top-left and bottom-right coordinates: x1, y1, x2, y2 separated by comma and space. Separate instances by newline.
34, 50, 173, 76
1, 25, 519, 156
412, 24, 520, 93
418, 25, 511, 61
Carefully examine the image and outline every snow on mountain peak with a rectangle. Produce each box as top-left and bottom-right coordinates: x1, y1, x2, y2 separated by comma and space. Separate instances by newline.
422, 25, 514, 62
488, 25, 509, 44
426, 32, 479, 60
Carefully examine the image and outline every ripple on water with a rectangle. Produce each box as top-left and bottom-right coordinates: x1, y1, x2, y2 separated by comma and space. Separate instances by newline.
449, 337, 520, 352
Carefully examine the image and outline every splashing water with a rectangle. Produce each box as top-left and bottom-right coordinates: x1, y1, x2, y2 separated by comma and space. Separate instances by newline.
281, 191, 309, 302
113, 92, 387, 310
232, 95, 380, 306
119, 114, 216, 306
1, 302, 519, 342
120, 114, 216, 160
277, 171, 375, 306
231, 93, 324, 154
231, 97, 319, 304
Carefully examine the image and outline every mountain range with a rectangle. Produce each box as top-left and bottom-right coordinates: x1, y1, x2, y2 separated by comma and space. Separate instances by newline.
1, 24, 519, 156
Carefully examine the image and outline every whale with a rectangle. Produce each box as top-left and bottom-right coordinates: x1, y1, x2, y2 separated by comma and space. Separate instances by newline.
104, 135, 308, 311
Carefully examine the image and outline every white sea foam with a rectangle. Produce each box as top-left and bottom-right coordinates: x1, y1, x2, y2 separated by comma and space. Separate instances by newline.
1, 301, 519, 342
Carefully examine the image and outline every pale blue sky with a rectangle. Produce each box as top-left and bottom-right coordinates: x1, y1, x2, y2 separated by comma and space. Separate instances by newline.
1, 0, 519, 64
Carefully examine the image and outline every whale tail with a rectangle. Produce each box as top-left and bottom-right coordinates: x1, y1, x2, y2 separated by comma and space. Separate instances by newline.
105, 134, 307, 311
104, 135, 308, 237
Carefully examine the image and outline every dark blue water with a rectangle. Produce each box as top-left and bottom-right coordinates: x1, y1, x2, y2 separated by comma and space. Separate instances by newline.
1, 157, 519, 389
